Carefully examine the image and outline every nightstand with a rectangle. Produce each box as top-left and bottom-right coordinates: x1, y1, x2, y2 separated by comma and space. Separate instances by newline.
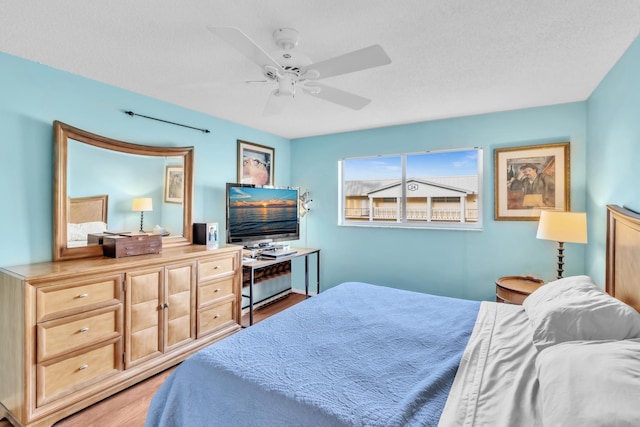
496, 276, 545, 305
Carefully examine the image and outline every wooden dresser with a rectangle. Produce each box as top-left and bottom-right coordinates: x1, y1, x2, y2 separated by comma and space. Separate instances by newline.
0, 244, 242, 427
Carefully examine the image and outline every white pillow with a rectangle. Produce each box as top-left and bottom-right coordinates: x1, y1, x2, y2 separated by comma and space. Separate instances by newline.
67, 221, 107, 241
522, 275, 640, 350
536, 339, 640, 426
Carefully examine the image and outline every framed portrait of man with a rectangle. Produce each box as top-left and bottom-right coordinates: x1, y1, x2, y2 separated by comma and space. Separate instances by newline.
164, 165, 184, 204
494, 142, 570, 220
237, 140, 274, 186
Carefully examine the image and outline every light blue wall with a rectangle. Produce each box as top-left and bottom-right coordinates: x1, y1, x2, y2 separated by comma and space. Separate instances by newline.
5, 31, 640, 302
586, 35, 640, 286
0, 52, 290, 266
291, 104, 587, 301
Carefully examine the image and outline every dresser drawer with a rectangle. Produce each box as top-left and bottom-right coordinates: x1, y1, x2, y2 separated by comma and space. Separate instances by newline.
37, 341, 120, 407
198, 256, 235, 282
102, 234, 162, 258
198, 276, 235, 307
37, 305, 122, 362
36, 274, 122, 322
197, 298, 235, 338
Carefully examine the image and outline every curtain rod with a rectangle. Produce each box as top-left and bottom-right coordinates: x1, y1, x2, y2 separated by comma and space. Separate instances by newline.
124, 110, 211, 134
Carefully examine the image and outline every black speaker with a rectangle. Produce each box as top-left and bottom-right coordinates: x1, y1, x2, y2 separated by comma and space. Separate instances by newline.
193, 222, 219, 248
193, 223, 207, 245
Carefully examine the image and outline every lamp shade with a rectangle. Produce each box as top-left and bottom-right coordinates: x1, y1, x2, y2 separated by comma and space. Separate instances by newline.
536, 211, 587, 244
132, 197, 153, 212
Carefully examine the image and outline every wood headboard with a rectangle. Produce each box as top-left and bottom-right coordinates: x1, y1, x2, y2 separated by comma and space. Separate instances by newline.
606, 204, 640, 312
68, 195, 108, 224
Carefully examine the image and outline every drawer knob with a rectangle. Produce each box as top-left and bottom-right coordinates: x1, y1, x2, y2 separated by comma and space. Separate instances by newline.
79, 364, 88, 370
214, 314, 220, 319
214, 265, 221, 270
77, 293, 88, 299
164, 302, 170, 309
79, 327, 89, 333
214, 288, 221, 293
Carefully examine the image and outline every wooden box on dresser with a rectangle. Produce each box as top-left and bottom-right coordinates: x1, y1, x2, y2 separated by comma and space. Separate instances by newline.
0, 244, 242, 427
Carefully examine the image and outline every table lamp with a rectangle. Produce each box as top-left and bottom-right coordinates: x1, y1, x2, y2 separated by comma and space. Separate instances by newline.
132, 198, 153, 232
536, 211, 587, 280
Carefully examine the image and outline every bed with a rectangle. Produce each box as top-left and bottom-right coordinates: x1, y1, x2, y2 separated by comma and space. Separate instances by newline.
66, 195, 108, 247
145, 205, 640, 427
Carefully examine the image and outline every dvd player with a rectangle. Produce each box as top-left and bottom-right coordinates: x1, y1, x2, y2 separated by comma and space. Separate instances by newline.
260, 250, 297, 259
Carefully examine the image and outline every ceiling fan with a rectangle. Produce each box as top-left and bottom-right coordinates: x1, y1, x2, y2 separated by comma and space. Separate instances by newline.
206, 26, 392, 114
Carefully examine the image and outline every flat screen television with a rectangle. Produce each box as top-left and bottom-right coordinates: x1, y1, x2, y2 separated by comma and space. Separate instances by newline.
226, 183, 299, 248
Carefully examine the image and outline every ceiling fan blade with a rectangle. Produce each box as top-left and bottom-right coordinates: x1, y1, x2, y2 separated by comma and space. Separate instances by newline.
207, 26, 283, 71
302, 82, 371, 110
179, 79, 268, 89
263, 90, 290, 116
301, 45, 391, 80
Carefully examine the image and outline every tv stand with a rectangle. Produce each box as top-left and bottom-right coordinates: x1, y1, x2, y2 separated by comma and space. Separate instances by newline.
241, 247, 320, 326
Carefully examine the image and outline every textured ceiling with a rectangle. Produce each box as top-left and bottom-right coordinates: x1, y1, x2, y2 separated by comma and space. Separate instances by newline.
2, 1, 640, 139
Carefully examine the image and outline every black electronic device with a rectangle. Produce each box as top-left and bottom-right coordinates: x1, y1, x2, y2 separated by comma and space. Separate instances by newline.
260, 249, 298, 259
193, 223, 207, 245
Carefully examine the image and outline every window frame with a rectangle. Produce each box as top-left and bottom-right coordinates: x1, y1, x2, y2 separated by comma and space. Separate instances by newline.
338, 147, 483, 231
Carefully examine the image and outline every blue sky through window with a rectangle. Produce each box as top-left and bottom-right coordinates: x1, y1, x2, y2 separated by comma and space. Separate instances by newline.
344, 149, 478, 180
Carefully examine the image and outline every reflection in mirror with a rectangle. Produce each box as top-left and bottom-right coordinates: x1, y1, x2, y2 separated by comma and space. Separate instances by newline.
68, 139, 184, 243
54, 121, 194, 261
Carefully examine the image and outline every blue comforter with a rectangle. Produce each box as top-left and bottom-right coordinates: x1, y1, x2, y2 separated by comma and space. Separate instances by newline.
145, 282, 480, 427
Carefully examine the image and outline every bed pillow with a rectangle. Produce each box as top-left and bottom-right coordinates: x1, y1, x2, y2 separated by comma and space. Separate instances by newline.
522, 275, 640, 350
536, 339, 640, 426
67, 221, 107, 241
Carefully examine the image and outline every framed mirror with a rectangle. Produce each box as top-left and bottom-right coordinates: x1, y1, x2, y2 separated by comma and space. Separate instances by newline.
53, 121, 194, 261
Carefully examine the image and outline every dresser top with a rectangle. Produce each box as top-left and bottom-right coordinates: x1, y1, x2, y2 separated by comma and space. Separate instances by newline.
1, 244, 242, 282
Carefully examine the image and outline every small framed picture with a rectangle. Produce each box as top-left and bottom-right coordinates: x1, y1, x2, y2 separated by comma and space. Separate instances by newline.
164, 165, 184, 204
494, 142, 570, 220
206, 222, 219, 249
237, 140, 274, 186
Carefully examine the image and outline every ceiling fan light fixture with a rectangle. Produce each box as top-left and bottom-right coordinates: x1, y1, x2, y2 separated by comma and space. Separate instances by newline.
277, 75, 296, 97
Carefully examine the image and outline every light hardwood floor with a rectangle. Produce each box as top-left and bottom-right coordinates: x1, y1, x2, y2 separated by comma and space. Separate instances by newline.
0, 292, 306, 427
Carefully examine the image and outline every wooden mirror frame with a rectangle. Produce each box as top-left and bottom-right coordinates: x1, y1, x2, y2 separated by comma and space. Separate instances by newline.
53, 121, 194, 261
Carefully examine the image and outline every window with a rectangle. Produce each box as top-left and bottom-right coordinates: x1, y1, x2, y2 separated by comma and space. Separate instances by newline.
339, 148, 483, 230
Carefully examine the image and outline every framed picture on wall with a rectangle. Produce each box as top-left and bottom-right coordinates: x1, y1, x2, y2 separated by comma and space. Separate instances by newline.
164, 165, 184, 204
237, 140, 274, 186
494, 142, 570, 220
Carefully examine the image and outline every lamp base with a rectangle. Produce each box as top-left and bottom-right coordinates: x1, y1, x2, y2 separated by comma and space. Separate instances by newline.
139, 212, 145, 233
555, 241, 565, 280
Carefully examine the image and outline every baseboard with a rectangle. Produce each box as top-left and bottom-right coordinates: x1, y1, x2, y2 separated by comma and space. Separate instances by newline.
242, 289, 292, 313
291, 288, 317, 296
240, 287, 317, 316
